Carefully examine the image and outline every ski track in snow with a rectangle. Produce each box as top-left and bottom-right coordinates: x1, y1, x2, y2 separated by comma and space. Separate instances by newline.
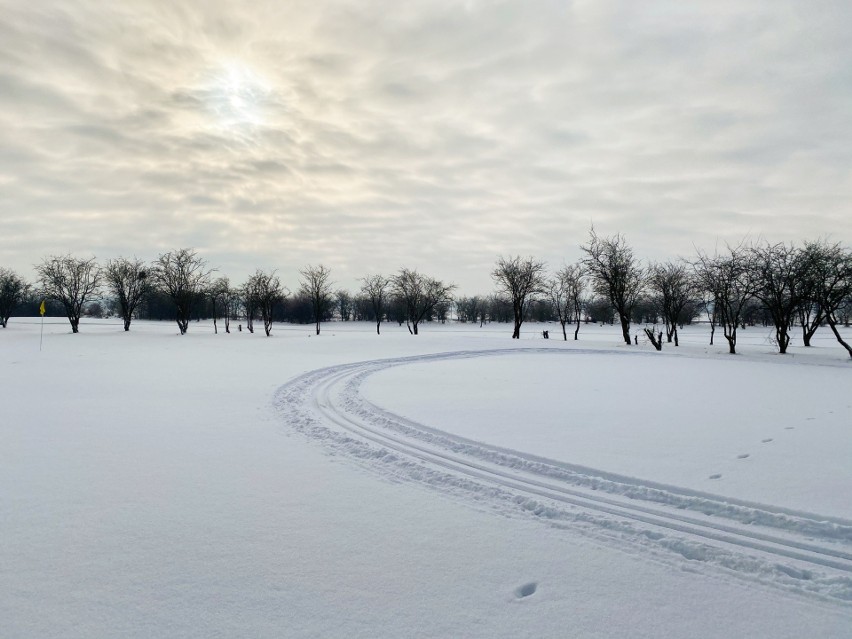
273, 348, 852, 605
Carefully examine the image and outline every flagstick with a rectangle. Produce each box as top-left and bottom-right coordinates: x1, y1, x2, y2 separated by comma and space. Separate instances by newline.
40, 313, 44, 351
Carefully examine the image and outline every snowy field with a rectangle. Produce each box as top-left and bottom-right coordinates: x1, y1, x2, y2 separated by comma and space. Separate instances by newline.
2, 318, 852, 638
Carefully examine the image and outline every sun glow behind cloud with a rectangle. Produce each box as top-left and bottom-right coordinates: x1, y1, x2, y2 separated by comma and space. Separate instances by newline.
203, 61, 274, 133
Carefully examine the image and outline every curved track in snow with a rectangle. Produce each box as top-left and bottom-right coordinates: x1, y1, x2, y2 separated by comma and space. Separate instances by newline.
274, 348, 852, 604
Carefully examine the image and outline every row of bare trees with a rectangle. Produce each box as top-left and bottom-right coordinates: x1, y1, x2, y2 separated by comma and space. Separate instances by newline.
692, 240, 852, 356
488, 231, 852, 357
1, 250, 457, 339
2, 234, 850, 356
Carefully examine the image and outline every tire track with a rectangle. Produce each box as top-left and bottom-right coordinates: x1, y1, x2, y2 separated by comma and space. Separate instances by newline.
275, 349, 852, 603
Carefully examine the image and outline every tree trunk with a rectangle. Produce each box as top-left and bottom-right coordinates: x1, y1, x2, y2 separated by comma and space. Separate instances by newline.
619, 313, 631, 345
512, 302, 522, 339
802, 323, 819, 346
827, 317, 852, 359
376, 320, 381, 335
315, 320, 321, 335
724, 326, 737, 354
574, 318, 581, 340
673, 327, 679, 347
560, 320, 567, 341
776, 327, 789, 354
123, 317, 131, 331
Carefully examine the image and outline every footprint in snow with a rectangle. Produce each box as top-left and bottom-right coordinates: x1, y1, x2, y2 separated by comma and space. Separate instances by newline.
761, 438, 773, 443
709, 474, 722, 480
515, 582, 538, 599
785, 427, 795, 430
737, 454, 750, 459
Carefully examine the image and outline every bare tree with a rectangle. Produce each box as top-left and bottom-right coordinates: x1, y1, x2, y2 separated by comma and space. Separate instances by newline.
0, 268, 29, 328
35, 255, 102, 333
805, 240, 852, 358
392, 268, 455, 335
585, 296, 614, 324
492, 255, 547, 339
104, 257, 150, 332
241, 280, 257, 334
643, 326, 664, 351
749, 242, 807, 354
796, 242, 829, 347
224, 283, 241, 333
580, 229, 645, 345
434, 299, 450, 323
692, 243, 757, 354
647, 261, 697, 346
336, 289, 353, 321
549, 263, 586, 341
209, 276, 235, 334
151, 248, 212, 335
360, 274, 390, 335
299, 264, 334, 335
245, 269, 286, 336
455, 296, 482, 324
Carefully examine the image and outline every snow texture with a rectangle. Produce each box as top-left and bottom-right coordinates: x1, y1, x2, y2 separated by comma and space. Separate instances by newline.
2, 318, 851, 638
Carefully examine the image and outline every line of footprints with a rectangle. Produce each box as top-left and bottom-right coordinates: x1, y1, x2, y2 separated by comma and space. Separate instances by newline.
708, 415, 822, 481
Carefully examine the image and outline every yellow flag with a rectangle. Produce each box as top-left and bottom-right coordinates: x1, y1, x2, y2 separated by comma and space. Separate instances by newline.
39, 300, 46, 316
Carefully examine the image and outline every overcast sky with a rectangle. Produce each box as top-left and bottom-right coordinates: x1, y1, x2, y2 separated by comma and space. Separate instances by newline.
2, 0, 851, 291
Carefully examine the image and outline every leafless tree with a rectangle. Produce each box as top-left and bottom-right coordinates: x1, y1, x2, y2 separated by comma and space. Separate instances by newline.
492, 255, 547, 339
209, 276, 235, 334
151, 248, 213, 335
804, 240, 852, 358
35, 255, 102, 333
692, 243, 757, 354
796, 242, 829, 346
104, 257, 150, 331
241, 280, 257, 333
647, 261, 697, 346
392, 268, 455, 335
360, 274, 390, 335
580, 229, 645, 345
224, 284, 242, 332
434, 299, 450, 323
457, 296, 491, 326
454, 296, 480, 324
299, 264, 334, 335
643, 326, 664, 350
749, 242, 807, 354
796, 299, 824, 347
245, 269, 286, 336
336, 289, 353, 321
0, 268, 28, 328
549, 263, 586, 341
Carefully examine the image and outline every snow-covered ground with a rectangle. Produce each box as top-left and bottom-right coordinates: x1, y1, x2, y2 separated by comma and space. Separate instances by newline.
2, 318, 851, 638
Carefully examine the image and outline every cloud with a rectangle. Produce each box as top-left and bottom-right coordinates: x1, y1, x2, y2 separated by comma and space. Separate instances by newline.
1, 0, 851, 291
